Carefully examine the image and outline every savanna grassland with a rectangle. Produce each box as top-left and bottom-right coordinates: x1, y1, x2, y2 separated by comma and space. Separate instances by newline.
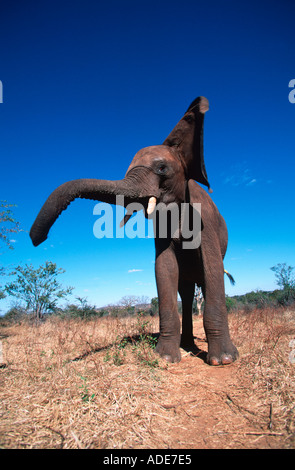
1, 307, 295, 449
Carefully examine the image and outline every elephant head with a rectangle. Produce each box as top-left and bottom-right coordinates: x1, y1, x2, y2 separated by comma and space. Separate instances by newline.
30, 96, 210, 247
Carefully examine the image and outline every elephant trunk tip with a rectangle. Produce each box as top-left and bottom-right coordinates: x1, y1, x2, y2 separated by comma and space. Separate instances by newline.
29, 226, 48, 247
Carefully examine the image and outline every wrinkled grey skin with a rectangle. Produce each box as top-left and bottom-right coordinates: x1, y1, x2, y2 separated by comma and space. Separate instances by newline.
30, 97, 238, 365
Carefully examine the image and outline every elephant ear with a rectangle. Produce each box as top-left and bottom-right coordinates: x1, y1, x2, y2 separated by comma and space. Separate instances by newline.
163, 96, 212, 192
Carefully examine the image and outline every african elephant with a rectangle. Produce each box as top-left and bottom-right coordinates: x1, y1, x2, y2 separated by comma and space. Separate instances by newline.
30, 96, 238, 365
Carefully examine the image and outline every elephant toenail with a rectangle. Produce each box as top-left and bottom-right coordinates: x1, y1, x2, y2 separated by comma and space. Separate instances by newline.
210, 357, 220, 366
221, 355, 233, 364
162, 354, 173, 363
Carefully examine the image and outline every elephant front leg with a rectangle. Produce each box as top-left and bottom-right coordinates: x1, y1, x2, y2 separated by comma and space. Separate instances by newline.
155, 244, 181, 363
204, 302, 238, 365
202, 259, 238, 366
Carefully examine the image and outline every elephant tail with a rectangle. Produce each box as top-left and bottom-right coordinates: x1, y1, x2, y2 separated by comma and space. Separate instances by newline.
224, 269, 235, 286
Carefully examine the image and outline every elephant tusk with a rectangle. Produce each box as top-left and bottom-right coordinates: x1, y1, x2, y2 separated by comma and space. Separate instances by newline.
147, 197, 157, 215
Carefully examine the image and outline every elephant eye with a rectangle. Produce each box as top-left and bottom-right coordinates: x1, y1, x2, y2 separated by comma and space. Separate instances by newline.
155, 163, 168, 175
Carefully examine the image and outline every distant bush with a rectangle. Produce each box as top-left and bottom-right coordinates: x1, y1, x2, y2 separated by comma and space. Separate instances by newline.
150, 297, 159, 316
269, 262, 295, 306
243, 290, 271, 308
270, 288, 295, 306
103, 296, 152, 318
96, 308, 109, 317
59, 297, 103, 320
225, 296, 238, 312
106, 305, 127, 318
227, 287, 295, 313
0, 304, 28, 325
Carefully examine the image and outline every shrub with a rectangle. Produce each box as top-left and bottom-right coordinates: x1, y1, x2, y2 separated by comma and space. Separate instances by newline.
225, 296, 237, 312
2, 305, 28, 324
60, 297, 102, 320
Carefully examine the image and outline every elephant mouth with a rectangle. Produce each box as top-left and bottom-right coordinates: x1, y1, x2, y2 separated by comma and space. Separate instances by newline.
120, 195, 158, 227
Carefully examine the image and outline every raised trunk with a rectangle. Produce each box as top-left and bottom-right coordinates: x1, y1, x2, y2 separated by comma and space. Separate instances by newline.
30, 172, 155, 247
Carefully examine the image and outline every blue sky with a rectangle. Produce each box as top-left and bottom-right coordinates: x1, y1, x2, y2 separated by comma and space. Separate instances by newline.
1, 0, 295, 312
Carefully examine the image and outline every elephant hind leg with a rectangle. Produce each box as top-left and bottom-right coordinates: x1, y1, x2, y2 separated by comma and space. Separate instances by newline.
178, 279, 196, 350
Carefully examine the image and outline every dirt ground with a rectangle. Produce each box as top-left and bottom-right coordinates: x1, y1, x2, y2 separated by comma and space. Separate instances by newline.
0, 308, 295, 449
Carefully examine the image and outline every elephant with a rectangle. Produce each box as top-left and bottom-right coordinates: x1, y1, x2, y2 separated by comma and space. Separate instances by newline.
30, 96, 238, 366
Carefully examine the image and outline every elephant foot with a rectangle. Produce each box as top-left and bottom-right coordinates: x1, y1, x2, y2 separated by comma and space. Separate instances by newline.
156, 337, 181, 363
207, 339, 239, 366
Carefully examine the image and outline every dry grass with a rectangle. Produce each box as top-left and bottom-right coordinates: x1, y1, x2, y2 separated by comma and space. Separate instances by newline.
0, 307, 295, 449
228, 307, 295, 444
